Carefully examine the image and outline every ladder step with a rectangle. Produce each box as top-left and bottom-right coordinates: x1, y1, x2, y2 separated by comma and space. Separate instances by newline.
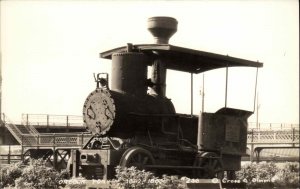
3, 114, 39, 145
94, 167, 104, 179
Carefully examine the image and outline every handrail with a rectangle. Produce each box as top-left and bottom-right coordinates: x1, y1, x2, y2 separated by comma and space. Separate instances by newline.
3, 113, 298, 130
2, 114, 23, 144
248, 122, 299, 130
20, 132, 92, 147
0, 154, 22, 164
247, 128, 299, 144
22, 114, 83, 127
2, 113, 299, 147
18, 129, 299, 147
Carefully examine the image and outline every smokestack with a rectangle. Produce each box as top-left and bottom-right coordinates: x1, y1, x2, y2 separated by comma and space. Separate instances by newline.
147, 17, 178, 96
147, 17, 178, 44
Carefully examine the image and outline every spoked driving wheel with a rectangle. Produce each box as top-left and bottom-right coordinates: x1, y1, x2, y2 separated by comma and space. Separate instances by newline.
119, 147, 155, 170
193, 152, 223, 179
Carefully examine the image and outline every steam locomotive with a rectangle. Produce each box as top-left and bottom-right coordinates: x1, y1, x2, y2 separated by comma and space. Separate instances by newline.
69, 17, 263, 180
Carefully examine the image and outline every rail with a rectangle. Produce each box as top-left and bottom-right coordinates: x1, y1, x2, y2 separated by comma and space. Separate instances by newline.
248, 122, 299, 130
2, 113, 298, 130
0, 154, 22, 164
21, 114, 83, 127
18, 114, 300, 130
2, 113, 299, 147
1, 114, 39, 144
20, 132, 92, 147
18, 129, 299, 147
247, 128, 299, 144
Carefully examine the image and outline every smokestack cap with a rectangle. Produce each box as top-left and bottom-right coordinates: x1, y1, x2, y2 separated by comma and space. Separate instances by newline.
147, 17, 178, 44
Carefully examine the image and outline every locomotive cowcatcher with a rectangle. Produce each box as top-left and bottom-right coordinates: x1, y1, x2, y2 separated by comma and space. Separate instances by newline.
67, 17, 263, 180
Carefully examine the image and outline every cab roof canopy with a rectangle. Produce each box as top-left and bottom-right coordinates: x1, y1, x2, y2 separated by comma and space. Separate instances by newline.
100, 44, 263, 74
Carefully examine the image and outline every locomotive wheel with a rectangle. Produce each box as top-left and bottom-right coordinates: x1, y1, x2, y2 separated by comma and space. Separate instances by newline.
119, 147, 155, 170
193, 152, 223, 179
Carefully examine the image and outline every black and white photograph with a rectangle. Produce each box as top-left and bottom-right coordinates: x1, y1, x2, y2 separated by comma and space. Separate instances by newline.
0, 1, 299, 188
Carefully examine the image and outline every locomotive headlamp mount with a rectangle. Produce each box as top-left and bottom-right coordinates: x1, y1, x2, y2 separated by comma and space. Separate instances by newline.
94, 73, 109, 89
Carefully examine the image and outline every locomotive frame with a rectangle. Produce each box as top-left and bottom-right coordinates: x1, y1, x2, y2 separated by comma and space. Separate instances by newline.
67, 17, 263, 180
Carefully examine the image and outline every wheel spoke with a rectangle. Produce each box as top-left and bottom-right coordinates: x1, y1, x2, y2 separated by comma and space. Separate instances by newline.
137, 154, 142, 163
215, 168, 222, 172
193, 152, 223, 179
121, 147, 154, 169
208, 159, 213, 167
212, 160, 218, 168
143, 156, 149, 165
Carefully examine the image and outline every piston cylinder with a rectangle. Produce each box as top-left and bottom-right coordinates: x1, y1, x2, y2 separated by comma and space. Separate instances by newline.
111, 52, 149, 96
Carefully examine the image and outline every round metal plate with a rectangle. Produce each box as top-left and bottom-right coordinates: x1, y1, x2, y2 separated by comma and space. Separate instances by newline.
83, 89, 116, 135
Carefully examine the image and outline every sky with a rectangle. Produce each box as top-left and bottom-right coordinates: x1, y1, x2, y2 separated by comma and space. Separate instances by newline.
0, 0, 299, 125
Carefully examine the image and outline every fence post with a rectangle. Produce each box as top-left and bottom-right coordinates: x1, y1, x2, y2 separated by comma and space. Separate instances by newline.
66, 116, 69, 132
46, 115, 49, 132
72, 149, 77, 178
292, 128, 295, 147
8, 145, 11, 164
47, 115, 49, 127
26, 114, 29, 126
53, 133, 56, 147
7, 153, 10, 164
250, 144, 254, 162
21, 135, 24, 161
53, 148, 57, 169
81, 133, 84, 147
